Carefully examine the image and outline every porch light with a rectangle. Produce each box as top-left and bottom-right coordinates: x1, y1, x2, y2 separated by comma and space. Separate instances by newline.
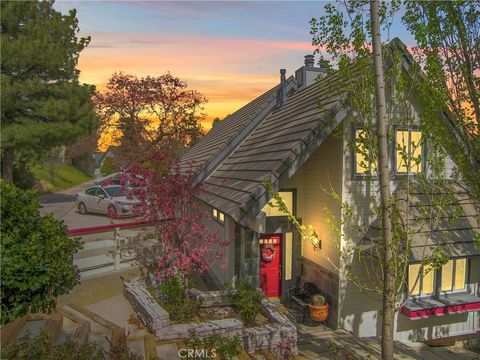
312, 231, 321, 250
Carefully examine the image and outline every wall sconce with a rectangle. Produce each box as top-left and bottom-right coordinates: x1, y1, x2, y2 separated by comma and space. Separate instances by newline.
312, 231, 322, 250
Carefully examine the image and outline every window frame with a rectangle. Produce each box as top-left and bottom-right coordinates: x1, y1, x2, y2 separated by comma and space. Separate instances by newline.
262, 189, 296, 218
212, 207, 225, 225
407, 257, 470, 300
393, 126, 426, 177
408, 263, 435, 298
440, 258, 469, 294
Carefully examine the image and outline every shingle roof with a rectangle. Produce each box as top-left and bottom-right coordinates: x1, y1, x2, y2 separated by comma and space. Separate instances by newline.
197, 71, 349, 225
179, 79, 293, 174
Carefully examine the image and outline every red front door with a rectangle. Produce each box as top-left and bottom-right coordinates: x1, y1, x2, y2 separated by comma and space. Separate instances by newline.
259, 233, 281, 297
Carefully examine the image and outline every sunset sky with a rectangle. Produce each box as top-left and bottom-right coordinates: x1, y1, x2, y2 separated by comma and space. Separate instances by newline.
54, 1, 413, 135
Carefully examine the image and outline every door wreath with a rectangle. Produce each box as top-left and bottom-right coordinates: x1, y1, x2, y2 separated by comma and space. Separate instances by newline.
261, 245, 276, 262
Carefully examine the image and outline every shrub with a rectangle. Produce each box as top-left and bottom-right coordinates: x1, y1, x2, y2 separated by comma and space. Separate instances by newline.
1, 330, 141, 360
185, 330, 242, 360
226, 280, 264, 327
0, 181, 83, 325
156, 276, 200, 323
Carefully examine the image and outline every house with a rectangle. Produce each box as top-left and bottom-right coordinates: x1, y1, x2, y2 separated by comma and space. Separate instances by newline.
93, 145, 118, 176
179, 38, 480, 343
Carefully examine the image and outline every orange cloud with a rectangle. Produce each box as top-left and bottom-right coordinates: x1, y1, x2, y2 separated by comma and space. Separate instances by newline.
82, 32, 316, 149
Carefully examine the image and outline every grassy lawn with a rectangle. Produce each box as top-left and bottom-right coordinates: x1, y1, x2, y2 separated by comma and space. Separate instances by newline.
32, 163, 92, 192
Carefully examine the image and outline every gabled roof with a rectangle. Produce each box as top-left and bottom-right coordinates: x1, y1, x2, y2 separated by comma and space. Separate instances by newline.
184, 38, 469, 229
179, 77, 295, 176
195, 71, 349, 226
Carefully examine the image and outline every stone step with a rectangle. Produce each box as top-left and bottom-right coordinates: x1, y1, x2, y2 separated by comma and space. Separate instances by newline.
60, 307, 91, 345
61, 304, 116, 350
156, 342, 181, 359
76, 259, 134, 279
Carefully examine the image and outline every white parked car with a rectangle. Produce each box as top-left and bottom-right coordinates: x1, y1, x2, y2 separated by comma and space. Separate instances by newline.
75, 185, 141, 218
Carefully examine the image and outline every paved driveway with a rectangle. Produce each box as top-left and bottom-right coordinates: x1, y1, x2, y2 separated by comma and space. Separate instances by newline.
38, 180, 136, 229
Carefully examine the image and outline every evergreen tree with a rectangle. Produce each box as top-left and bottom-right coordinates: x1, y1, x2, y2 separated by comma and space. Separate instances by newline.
1, 0, 96, 182
1, 181, 82, 324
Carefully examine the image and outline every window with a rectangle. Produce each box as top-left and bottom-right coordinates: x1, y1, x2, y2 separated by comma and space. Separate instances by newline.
408, 263, 434, 296
285, 232, 293, 281
395, 129, 423, 174
261, 191, 294, 217
408, 258, 469, 297
212, 207, 225, 224
95, 188, 107, 198
354, 129, 377, 175
85, 188, 96, 196
441, 258, 467, 292
104, 186, 125, 197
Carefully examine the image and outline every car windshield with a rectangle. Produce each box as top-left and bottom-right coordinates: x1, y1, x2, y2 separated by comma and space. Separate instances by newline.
104, 186, 126, 197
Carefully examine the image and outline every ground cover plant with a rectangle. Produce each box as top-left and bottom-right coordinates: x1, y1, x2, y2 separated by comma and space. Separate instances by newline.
1, 330, 142, 360
185, 330, 242, 360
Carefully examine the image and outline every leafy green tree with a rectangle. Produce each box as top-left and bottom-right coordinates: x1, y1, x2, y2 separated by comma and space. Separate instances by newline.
95, 72, 206, 163
309, 1, 468, 358
402, 0, 479, 213
0, 181, 82, 325
1, 0, 97, 182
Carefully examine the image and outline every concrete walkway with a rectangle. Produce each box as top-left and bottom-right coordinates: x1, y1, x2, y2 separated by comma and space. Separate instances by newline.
296, 323, 479, 359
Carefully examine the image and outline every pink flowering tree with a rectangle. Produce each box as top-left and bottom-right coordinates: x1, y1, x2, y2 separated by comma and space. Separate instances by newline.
120, 153, 225, 297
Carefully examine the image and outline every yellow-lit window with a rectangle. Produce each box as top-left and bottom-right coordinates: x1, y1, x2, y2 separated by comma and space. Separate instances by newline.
355, 129, 377, 174
441, 260, 453, 291
409, 263, 421, 295
212, 208, 225, 224
408, 264, 434, 296
261, 191, 294, 217
396, 129, 423, 174
422, 265, 434, 295
285, 232, 293, 281
441, 258, 467, 292
455, 259, 466, 290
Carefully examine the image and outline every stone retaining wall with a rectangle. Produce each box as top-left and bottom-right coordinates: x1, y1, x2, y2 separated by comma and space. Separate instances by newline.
124, 281, 298, 356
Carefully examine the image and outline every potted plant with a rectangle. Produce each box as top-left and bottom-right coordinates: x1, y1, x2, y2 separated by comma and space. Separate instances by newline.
308, 294, 328, 322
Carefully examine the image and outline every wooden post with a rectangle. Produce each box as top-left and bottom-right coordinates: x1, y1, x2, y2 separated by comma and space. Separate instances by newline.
114, 227, 121, 271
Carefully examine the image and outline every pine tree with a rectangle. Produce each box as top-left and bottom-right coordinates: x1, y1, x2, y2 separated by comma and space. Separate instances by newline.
1, 0, 97, 182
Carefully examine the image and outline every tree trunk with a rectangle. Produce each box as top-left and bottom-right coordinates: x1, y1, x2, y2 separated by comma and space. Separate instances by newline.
2, 148, 14, 183
370, 1, 395, 359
